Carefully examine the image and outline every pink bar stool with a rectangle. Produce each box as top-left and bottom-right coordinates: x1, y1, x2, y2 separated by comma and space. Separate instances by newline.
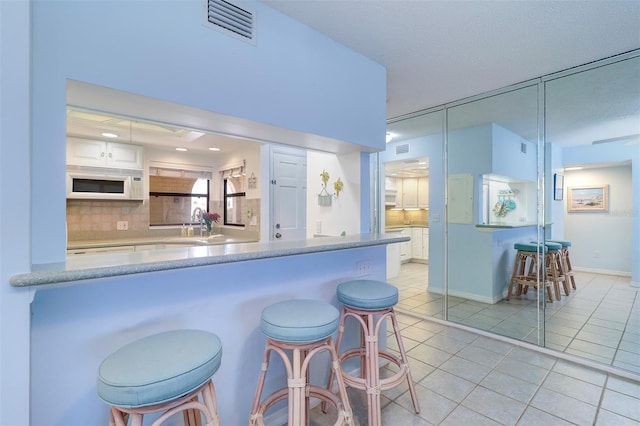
249, 299, 353, 426
326, 279, 420, 426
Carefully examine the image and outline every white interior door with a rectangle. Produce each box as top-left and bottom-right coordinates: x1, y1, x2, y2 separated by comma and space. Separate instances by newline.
271, 149, 306, 241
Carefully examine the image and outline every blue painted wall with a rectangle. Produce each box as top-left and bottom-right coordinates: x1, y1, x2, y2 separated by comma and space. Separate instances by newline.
563, 142, 639, 285
1, 1, 386, 423
30, 0, 386, 264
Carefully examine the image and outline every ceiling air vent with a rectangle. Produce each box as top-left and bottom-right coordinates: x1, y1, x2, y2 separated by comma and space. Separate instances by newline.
396, 144, 410, 155
205, 0, 256, 45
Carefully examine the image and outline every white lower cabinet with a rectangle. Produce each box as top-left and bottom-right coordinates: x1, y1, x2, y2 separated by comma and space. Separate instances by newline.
399, 228, 412, 261
408, 227, 429, 261
411, 228, 423, 259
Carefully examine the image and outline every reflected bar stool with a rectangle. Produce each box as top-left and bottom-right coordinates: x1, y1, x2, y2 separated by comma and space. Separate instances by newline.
249, 299, 353, 426
549, 240, 576, 290
326, 279, 420, 426
97, 329, 222, 426
539, 241, 569, 298
507, 242, 555, 303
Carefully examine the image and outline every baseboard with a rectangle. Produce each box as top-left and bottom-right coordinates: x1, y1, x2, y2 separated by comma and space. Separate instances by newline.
426, 287, 502, 304
573, 266, 631, 277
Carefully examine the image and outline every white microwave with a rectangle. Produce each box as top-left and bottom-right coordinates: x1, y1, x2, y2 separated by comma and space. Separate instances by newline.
66, 171, 144, 200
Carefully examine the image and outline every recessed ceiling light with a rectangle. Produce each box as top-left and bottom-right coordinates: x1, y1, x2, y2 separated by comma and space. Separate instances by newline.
564, 167, 583, 171
386, 132, 395, 143
175, 147, 188, 152
208, 147, 221, 151
101, 132, 118, 138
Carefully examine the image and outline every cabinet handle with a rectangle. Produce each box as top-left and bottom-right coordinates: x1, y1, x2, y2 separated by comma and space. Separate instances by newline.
100, 152, 105, 157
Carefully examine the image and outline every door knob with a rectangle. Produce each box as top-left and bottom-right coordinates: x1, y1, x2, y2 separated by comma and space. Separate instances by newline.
275, 232, 282, 239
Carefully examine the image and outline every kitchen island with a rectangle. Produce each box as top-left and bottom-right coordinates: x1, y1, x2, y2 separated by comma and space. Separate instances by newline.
15, 233, 406, 425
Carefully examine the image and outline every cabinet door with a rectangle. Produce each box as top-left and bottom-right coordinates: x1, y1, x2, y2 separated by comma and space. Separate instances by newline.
66, 139, 107, 167
422, 228, 429, 260
384, 176, 397, 191
395, 178, 404, 207
418, 177, 429, 208
402, 178, 418, 207
411, 228, 423, 259
108, 143, 144, 169
399, 228, 411, 260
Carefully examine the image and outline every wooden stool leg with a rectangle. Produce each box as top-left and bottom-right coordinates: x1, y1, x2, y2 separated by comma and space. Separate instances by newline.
323, 308, 347, 414
506, 252, 521, 300
249, 346, 272, 426
364, 313, 381, 426
564, 248, 577, 289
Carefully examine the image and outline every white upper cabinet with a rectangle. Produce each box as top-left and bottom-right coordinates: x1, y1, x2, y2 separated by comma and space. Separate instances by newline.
401, 178, 418, 208
67, 138, 143, 170
418, 177, 429, 208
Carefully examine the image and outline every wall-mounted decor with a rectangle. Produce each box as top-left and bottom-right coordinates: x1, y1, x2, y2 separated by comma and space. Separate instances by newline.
553, 173, 564, 201
318, 169, 332, 206
568, 185, 608, 212
333, 178, 344, 197
248, 172, 257, 189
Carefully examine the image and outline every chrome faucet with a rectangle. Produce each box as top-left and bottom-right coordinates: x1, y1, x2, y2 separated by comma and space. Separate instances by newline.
191, 207, 206, 237
191, 207, 203, 222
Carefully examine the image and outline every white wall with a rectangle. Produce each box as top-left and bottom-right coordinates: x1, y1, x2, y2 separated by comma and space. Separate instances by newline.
564, 165, 633, 274
307, 151, 361, 237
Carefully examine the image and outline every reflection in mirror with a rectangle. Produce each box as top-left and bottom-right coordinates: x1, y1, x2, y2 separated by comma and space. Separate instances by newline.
446, 84, 541, 344
383, 109, 444, 320
544, 55, 639, 374
384, 52, 640, 376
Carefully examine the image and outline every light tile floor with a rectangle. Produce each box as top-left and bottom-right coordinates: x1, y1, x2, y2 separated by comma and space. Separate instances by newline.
391, 262, 640, 375
309, 312, 640, 425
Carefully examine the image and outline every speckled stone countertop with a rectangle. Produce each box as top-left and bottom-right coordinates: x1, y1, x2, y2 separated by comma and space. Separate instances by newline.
11, 233, 408, 288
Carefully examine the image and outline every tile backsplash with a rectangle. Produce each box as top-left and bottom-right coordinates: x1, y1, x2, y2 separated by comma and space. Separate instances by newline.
67, 199, 260, 241
385, 207, 428, 228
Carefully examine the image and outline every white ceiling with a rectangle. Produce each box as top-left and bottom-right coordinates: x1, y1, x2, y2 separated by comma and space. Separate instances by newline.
261, 0, 640, 120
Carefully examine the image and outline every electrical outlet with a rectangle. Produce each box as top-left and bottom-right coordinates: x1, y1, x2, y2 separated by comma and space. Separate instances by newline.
116, 221, 129, 231
356, 260, 372, 276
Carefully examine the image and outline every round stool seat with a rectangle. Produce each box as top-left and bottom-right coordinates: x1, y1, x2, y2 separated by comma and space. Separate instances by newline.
514, 242, 547, 252
337, 279, 398, 310
97, 330, 222, 408
260, 299, 339, 343
530, 241, 563, 251
549, 240, 572, 247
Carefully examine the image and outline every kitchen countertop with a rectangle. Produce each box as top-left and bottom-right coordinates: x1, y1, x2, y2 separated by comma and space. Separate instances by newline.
385, 225, 428, 231
66, 234, 255, 250
11, 233, 408, 288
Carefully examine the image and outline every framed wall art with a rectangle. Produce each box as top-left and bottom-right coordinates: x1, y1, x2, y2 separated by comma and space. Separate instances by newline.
567, 185, 609, 212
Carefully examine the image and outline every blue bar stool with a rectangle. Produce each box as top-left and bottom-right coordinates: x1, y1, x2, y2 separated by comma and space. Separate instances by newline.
549, 240, 576, 290
538, 241, 569, 297
326, 279, 420, 426
249, 299, 353, 425
507, 242, 555, 302
97, 329, 222, 426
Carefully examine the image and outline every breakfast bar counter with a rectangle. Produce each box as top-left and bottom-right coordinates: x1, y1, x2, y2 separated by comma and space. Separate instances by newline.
20, 233, 406, 425
12, 233, 406, 287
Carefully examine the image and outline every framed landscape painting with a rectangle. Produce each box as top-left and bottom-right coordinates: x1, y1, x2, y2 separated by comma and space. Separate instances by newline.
568, 185, 609, 212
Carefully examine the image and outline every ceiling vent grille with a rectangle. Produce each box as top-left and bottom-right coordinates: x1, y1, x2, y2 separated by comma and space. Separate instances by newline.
396, 144, 410, 155
205, 0, 256, 45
